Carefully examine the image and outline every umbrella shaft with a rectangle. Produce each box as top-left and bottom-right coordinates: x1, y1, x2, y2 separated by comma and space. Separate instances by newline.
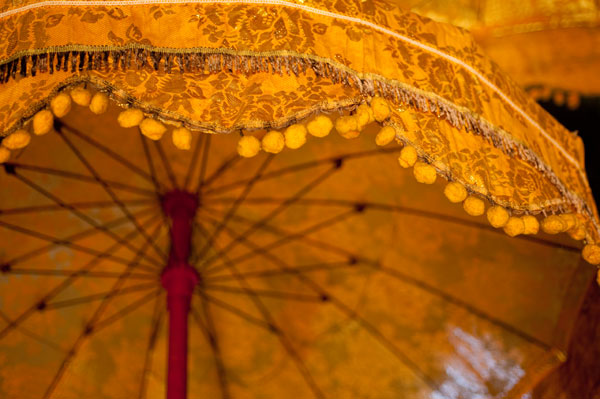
167, 295, 191, 399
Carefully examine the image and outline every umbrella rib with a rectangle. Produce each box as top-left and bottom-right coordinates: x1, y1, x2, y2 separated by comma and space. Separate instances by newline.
202, 208, 554, 351
59, 120, 158, 186
0, 219, 161, 271
201, 208, 356, 275
193, 154, 274, 264
205, 261, 356, 282
197, 291, 274, 332
153, 139, 179, 190
91, 289, 162, 334
45, 282, 159, 310
42, 221, 164, 399
196, 245, 326, 399
0, 213, 162, 342
194, 295, 231, 399
204, 198, 580, 252
56, 126, 168, 262
5, 268, 157, 279
195, 133, 213, 193
138, 296, 164, 399
183, 133, 204, 191
199, 220, 439, 392
0, 198, 155, 215
9, 171, 163, 266
204, 284, 326, 302
198, 165, 339, 270
199, 153, 241, 193
202, 146, 402, 196
3, 163, 156, 196
0, 309, 66, 353
139, 132, 164, 193
2, 207, 160, 270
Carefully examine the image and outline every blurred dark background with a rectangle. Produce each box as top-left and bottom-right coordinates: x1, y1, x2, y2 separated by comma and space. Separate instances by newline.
533, 98, 600, 399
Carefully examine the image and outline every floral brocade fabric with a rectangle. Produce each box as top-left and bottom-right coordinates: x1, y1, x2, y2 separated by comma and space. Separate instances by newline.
0, 0, 598, 239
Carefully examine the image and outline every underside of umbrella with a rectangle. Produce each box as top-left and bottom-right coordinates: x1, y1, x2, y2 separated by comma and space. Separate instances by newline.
0, 0, 598, 398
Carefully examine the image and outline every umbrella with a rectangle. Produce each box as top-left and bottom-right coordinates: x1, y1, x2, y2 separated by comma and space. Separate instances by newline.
0, 1, 598, 398
405, 0, 600, 105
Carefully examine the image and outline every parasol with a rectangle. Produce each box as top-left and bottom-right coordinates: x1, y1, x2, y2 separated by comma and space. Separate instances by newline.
0, 0, 598, 398
405, 0, 600, 106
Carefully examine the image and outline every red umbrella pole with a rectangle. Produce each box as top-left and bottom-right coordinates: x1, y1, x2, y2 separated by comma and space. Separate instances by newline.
161, 191, 199, 399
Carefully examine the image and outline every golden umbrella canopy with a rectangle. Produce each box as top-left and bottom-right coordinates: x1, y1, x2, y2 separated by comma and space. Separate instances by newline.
405, 0, 600, 101
0, 0, 599, 398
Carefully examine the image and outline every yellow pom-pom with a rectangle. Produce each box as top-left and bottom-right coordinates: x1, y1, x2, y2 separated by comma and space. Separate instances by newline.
568, 225, 586, 241
139, 118, 167, 141
413, 161, 436, 184
335, 116, 360, 139
284, 124, 307, 149
307, 115, 333, 138
89, 92, 109, 115
70, 87, 92, 107
262, 131, 285, 154
118, 109, 144, 128
2, 130, 31, 150
237, 135, 261, 158
463, 196, 485, 216
172, 127, 192, 150
559, 214, 577, 231
0, 147, 10, 164
50, 93, 72, 118
503, 217, 525, 237
32, 110, 54, 136
582, 244, 600, 265
522, 215, 540, 235
371, 97, 391, 122
444, 182, 467, 203
398, 146, 417, 168
541, 215, 566, 234
375, 126, 396, 146
487, 206, 510, 228
356, 103, 375, 129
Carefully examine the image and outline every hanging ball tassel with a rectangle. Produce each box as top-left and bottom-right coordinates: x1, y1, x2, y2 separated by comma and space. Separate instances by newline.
89, 92, 109, 115
2, 130, 31, 149
487, 206, 509, 228
522, 215, 540, 235
370, 97, 391, 122
50, 93, 72, 118
541, 215, 567, 234
32, 110, 54, 136
118, 108, 144, 128
172, 127, 192, 150
503, 217, 525, 237
0, 147, 10, 164
559, 214, 577, 231
70, 87, 92, 107
284, 124, 308, 149
139, 118, 167, 141
335, 116, 360, 139
307, 115, 333, 138
262, 131, 285, 154
413, 161, 436, 184
397, 146, 417, 168
582, 244, 600, 265
444, 182, 467, 203
568, 225, 586, 241
375, 126, 396, 146
237, 135, 261, 158
356, 103, 375, 129
463, 195, 485, 216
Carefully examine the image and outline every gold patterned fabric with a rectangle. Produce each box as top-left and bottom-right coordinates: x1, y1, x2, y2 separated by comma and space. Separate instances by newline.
0, 1, 599, 398
405, 0, 600, 95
